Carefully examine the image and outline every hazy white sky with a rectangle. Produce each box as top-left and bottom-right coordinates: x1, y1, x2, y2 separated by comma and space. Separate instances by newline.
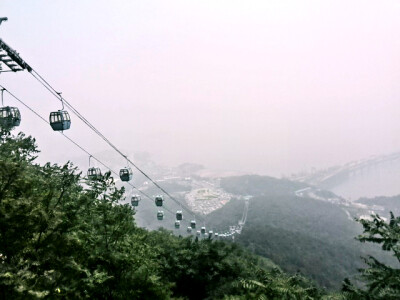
1, 0, 399, 176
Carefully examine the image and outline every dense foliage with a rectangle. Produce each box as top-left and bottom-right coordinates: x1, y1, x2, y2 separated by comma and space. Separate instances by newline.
343, 213, 400, 299
0, 130, 330, 299
0, 131, 168, 299
1, 130, 398, 299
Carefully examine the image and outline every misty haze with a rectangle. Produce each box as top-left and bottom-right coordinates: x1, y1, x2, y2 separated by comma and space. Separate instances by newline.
1, 1, 399, 299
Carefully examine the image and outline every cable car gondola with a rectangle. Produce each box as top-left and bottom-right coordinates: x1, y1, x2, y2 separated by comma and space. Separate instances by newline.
119, 156, 133, 181
87, 156, 102, 180
0, 88, 21, 128
201, 227, 206, 234
87, 167, 102, 180
176, 210, 183, 221
131, 195, 141, 207
120, 167, 133, 181
157, 211, 164, 220
196, 230, 201, 237
49, 110, 71, 131
187, 226, 192, 233
174, 220, 180, 229
49, 93, 71, 131
0, 107, 21, 128
155, 195, 163, 207
190, 220, 196, 229
208, 230, 213, 238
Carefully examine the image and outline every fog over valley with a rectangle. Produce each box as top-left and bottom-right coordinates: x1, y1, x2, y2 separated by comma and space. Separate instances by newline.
1, 0, 399, 180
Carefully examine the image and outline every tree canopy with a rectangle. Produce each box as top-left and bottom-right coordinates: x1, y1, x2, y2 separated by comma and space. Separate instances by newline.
1, 129, 399, 299
0, 130, 330, 299
343, 213, 400, 299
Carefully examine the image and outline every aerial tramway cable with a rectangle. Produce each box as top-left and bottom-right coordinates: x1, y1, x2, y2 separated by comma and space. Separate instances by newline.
28, 69, 205, 223
0, 84, 181, 219
0, 27, 206, 230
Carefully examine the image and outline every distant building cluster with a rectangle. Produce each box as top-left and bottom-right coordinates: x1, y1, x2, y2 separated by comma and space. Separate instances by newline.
185, 181, 232, 215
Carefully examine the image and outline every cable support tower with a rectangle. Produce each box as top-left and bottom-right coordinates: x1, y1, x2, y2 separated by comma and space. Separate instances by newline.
0, 85, 179, 219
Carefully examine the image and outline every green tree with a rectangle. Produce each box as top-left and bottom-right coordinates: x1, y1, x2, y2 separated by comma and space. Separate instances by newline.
0, 131, 169, 299
145, 231, 260, 300
232, 267, 324, 300
343, 213, 400, 299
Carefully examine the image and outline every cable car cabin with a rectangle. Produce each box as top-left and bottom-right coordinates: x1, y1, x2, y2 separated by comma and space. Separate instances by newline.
157, 211, 164, 220
119, 167, 133, 181
176, 210, 183, 221
187, 227, 192, 233
87, 167, 102, 180
196, 230, 201, 237
214, 233, 219, 239
208, 230, 213, 238
201, 227, 206, 234
0, 106, 21, 128
155, 195, 163, 207
190, 220, 196, 229
174, 220, 180, 229
49, 110, 71, 131
131, 195, 141, 207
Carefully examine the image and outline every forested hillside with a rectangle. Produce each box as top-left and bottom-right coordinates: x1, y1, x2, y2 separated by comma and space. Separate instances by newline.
1, 130, 399, 299
207, 176, 398, 290
0, 131, 338, 299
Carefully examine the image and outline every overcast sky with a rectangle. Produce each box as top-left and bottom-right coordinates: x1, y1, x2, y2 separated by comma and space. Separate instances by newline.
1, 1, 399, 176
